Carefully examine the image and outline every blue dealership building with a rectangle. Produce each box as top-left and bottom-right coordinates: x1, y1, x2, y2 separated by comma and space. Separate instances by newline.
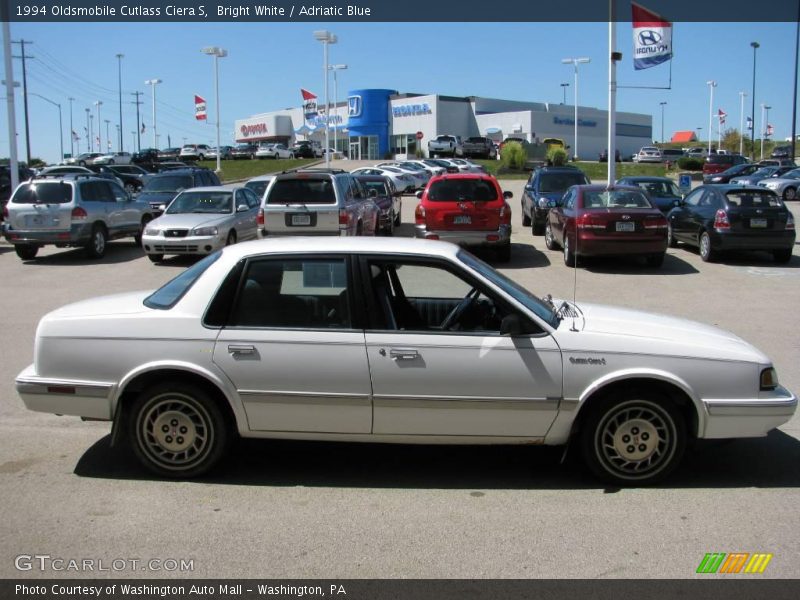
234, 89, 653, 160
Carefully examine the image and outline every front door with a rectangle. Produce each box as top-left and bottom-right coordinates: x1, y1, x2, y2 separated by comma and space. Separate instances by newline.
349, 140, 361, 161
213, 256, 372, 433
360, 257, 562, 438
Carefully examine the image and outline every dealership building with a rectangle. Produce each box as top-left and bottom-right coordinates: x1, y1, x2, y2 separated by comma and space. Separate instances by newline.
234, 89, 653, 161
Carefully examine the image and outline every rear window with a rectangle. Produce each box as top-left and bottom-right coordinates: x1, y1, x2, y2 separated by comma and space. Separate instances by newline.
11, 182, 72, 204
268, 178, 336, 204
708, 155, 734, 164
362, 180, 389, 196
427, 179, 497, 202
466, 137, 487, 143
539, 172, 589, 193
725, 191, 782, 208
583, 190, 653, 209
144, 252, 221, 310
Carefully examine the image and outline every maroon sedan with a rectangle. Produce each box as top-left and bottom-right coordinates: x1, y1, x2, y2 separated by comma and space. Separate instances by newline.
544, 185, 668, 268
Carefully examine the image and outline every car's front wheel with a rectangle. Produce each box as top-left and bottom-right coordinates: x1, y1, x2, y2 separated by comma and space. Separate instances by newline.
128, 382, 230, 478
782, 186, 796, 201
773, 248, 792, 263
580, 395, 687, 485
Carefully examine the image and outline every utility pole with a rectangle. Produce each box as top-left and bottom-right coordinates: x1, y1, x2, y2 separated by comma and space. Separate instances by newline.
2, 1, 20, 191
68, 97, 75, 158
12, 39, 33, 163
131, 91, 143, 151
116, 53, 124, 151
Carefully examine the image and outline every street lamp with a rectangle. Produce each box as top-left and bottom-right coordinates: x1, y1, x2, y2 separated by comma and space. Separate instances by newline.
561, 57, 591, 161
314, 30, 338, 166
739, 91, 748, 155
750, 41, 760, 161
94, 101, 103, 153
89, 114, 94, 152
706, 81, 717, 154
659, 101, 667, 143
30, 92, 63, 161
116, 53, 124, 151
144, 78, 162, 149
760, 103, 771, 160
329, 64, 347, 156
201, 46, 228, 174
85, 107, 90, 152
560, 82, 569, 104
104, 119, 110, 152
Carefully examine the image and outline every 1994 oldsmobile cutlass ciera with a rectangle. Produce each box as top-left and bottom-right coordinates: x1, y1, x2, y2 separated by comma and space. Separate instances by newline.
16, 238, 796, 485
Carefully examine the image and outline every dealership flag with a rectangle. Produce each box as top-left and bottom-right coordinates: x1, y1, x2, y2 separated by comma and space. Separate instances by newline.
195, 95, 207, 121
72, 130, 80, 141
767, 124, 774, 137
141, 122, 146, 134
632, 2, 673, 70
718, 109, 727, 126
746, 116, 753, 130
301, 88, 318, 122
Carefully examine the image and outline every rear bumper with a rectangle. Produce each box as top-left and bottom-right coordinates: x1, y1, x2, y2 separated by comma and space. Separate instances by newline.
16, 365, 114, 420
261, 228, 346, 237
710, 229, 796, 251
3, 222, 92, 246
702, 386, 797, 438
415, 224, 511, 247
575, 231, 667, 257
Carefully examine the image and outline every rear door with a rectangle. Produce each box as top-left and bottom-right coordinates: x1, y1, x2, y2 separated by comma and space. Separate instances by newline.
425, 178, 501, 231
107, 181, 140, 234
723, 189, 790, 234
7, 181, 74, 232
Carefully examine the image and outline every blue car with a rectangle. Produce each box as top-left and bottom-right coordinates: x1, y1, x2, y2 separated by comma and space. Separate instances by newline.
522, 166, 590, 234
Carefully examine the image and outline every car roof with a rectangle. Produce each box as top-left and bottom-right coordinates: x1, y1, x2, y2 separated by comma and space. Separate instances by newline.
432, 173, 496, 180
618, 176, 673, 183
707, 184, 777, 193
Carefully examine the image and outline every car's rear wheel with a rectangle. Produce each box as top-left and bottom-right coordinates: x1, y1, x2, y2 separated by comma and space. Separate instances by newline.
563, 234, 578, 267
645, 253, 665, 268
580, 395, 686, 486
773, 248, 793, 263
699, 231, 716, 262
128, 382, 230, 478
495, 242, 511, 263
147, 254, 163, 263
15, 244, 38, 260
783, 186, 796, 201
85, 224, 107, 259
667, 223, 678, 248
124, 182, 137, 194
544, 221, 559, 250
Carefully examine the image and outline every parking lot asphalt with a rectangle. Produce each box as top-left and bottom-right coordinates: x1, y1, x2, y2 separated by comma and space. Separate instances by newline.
0, 179, 798, 579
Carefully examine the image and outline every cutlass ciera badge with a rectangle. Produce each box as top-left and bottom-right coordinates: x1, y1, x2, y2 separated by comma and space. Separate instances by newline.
569, 357, 607, 365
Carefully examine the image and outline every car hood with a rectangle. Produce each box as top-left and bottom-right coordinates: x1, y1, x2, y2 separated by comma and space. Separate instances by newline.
554, 301, 769, 364
138, 191, 180, 205
150, 213, 232, 229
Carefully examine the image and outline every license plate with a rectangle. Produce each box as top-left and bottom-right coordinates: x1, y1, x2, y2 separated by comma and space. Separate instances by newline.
615, 221, 635, 232
291, 214, 311, 226
27, 215, 45, 227
453, 215, 472, 224
750, 218, 767, 228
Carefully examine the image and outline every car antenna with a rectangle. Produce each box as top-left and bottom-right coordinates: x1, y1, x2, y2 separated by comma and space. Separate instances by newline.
570, 198, 579, 332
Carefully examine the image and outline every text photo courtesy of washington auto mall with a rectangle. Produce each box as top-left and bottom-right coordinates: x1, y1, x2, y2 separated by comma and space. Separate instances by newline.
1, 1, 800, 599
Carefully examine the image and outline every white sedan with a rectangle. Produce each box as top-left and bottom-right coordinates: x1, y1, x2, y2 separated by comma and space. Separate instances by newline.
376, 162, 430, 189
256, 143, 295, 159
15, 237, 796, 484
92, 152, 132, 165
351, 166, 416, 193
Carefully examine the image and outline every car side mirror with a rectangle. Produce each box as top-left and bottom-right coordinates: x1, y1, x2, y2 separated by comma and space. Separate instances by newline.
237, 204, 249, 212
503, 190, 513, 199
500, 314, 523, 336
415, 190, 423, 199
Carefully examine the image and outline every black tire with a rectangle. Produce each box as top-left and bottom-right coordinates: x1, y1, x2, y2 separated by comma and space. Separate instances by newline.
128, 382, 230, 478
544, 221, 559, 250
645, 253, 665, 268
580, 394, 687, 486
78, 160, 86, 166
85, 224, 107, 259
773, 248, 793, 263
782, 186, 796, 201
532, 219, 545, 236
108, 160, 115, 165
563, 234, 578, 267
226, 230, 237, 246
667, 223, 678, 248
134, 215, 151, 246
495, 242, 511, 263
521, 203, 531, 227
147, 254, 163, 263
15, 245, 38, 260
699, 231, 716, 262
356, 222, 363, 236
394, 205, 402, 226
383, 213, 395, 236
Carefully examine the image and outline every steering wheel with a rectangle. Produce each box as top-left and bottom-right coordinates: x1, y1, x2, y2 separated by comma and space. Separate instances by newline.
441, 288, 479, 331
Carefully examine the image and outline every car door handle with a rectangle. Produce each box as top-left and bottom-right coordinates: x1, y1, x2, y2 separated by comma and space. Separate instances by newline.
389, 348, 419, 360
228, 344, 256, 356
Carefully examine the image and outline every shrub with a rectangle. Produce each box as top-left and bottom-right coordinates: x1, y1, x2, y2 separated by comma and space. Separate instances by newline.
547, 147, 568, 166
677, 156, 704, 171
500, 141, 527, 170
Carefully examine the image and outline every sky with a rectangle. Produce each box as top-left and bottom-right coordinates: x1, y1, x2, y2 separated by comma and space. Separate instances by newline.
1, 20, 798, 164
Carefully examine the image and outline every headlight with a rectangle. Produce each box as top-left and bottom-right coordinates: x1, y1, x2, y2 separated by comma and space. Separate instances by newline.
760, 367, 778, 391
538, 198, 550, 208
144, 228, 159, 236
192, 226, 218, 236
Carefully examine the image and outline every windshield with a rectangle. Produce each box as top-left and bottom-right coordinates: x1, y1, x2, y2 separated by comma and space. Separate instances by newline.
539, 172, 589, 193
11, 182, 72, 204
750, 168, 775, 178
634, 180, 681, 198
144, 252, 221, 310
166, 191, 233, 214
143, 175, 192, 193
458, 250, 558, 328
427, 178, 497, 202
783, 169, 800, 179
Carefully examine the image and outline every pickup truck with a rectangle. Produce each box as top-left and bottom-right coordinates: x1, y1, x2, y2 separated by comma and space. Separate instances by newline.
461, 137, 497, 159
428, 135, 463, 158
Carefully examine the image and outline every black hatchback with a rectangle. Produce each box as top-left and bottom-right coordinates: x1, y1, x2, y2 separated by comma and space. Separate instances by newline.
667, 185, 795, 263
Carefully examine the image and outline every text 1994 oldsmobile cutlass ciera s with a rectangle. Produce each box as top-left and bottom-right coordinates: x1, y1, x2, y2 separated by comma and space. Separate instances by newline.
16, 238, 796, 485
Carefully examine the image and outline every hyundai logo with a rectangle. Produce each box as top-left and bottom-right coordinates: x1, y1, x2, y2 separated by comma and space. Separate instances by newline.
638, 30, 662, 46
348, 95, 362, 118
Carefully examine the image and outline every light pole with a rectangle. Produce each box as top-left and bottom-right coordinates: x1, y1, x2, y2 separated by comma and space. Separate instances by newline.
116, 53, 124, 151
760, 103, 771, 159
68, 96, 75, 158
104, 119, 110, 152
85, 108, 90, 152
560, 82, 569, 104
750, 41, 759, 161
201, 46, 227, 174
561, 57, 590, 161
314, 30, 338, 167
329, 64, 347, 155
94, 101, 103, 153
89, 114, 94, 152
706, 81, 716, 153
31, 93, 63, 161
144, 78, 162, 149
738, 91, 747, 155
659, 101, 667, 143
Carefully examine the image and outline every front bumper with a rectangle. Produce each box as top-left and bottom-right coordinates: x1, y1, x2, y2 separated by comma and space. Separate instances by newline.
142, 233, 224, 255
3, 222, 93, 246
16, 365, 114, 420
414, 224, 511, 247
702, 385, 797, 438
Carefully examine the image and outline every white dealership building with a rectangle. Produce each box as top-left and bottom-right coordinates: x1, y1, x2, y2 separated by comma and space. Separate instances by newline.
234, 90, 653, 161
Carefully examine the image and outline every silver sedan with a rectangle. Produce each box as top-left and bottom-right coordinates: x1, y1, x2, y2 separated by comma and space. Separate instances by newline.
141, 185, 261, 262
757, 168, 800, 201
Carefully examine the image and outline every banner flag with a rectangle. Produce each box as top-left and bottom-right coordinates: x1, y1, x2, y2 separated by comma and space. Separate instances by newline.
302, 88, 318, 122
195, 95, 207, 121
632, 2, 673, 70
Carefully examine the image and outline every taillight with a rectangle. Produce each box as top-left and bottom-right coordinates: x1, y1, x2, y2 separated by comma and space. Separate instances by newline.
256, 208, 264, 226
338, 209, 349, 228
415, 204, 426, 225
71, 206, 88, 220
2, 205, 7, 219
787, 213, 795, 230
644, 215, 668, 229
713, 209, 730, 230
499, 202, 511, 225
577, 213, 604, 230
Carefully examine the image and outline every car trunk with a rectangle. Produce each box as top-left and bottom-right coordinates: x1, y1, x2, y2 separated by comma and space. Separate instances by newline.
7, 182, 75, 231
723, 192, 790, 234
266, 177, 340, 234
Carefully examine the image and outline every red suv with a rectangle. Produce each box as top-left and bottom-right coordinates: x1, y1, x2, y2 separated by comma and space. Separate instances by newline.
414, 174, 513, 261
702, 153, 748, 176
